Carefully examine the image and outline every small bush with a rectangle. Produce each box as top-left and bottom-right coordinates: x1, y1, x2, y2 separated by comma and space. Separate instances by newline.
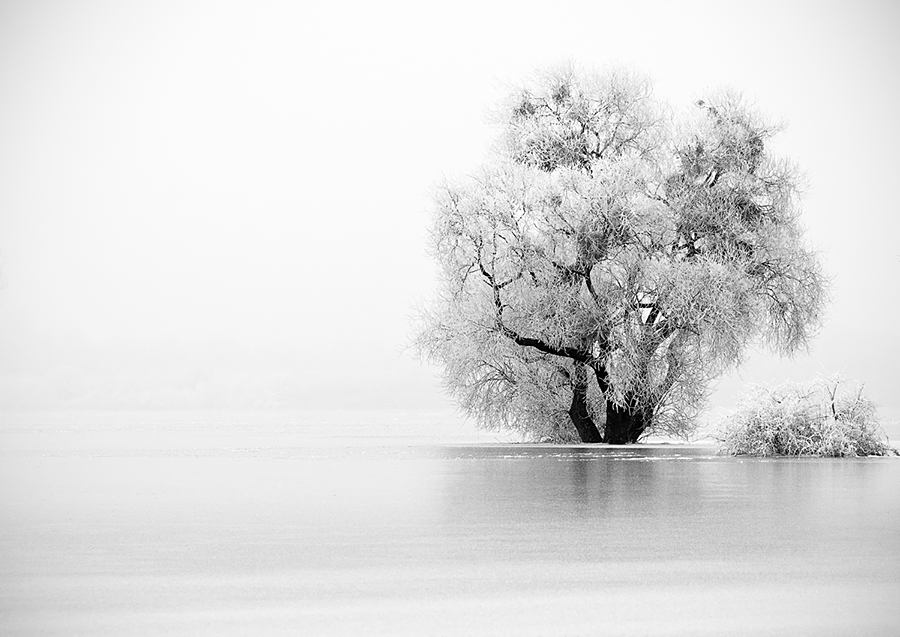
718, 377, 897, 457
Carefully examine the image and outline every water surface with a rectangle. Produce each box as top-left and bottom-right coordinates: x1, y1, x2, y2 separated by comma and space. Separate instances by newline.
1, 414, 898, 635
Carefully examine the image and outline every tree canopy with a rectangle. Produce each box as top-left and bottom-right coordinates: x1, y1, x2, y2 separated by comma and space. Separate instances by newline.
417, 65, 827, 443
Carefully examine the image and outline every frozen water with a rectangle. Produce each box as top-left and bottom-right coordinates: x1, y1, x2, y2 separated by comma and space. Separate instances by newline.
2, 411, 898, 635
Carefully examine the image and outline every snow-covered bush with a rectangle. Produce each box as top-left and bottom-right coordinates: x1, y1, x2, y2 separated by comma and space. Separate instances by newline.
718, 377, 896, 457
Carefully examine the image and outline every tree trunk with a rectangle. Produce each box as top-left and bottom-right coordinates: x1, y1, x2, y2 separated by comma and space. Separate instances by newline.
603, 399, 646, 444
568, 364, 604, 443
589, 364, 646, 444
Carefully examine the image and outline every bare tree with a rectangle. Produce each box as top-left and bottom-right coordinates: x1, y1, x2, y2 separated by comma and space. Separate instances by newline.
417, 65, 827, 443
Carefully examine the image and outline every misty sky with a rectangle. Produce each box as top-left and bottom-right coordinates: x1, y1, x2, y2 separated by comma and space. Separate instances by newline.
1, 0, 898, 423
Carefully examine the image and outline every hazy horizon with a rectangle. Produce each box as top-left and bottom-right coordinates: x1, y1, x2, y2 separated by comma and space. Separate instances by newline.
1, 0, 899, 427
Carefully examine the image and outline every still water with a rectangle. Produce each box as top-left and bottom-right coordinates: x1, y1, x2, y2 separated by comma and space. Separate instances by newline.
1, 412, 899, 635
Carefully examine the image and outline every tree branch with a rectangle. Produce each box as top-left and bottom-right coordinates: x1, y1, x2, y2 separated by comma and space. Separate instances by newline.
477, 256, 592, 363
498, 324, 592, 363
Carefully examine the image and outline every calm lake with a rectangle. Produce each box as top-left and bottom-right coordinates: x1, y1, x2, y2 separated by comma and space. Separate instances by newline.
1, 411, 899, 635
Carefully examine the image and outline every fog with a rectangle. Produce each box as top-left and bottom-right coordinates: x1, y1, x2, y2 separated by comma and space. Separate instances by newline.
1, 0, 899, 424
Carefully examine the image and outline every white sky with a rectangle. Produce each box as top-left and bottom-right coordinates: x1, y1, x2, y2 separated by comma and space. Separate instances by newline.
0, 0, 898, 424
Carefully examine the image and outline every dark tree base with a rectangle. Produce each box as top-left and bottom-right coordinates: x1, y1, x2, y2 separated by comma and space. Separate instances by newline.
568, 385, 604, 442
603, 401, 646, 444
566, 396, 646, 444
567, 365, 646, 444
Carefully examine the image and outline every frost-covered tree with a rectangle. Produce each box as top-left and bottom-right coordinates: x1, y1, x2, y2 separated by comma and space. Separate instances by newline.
417, 65, 827, 443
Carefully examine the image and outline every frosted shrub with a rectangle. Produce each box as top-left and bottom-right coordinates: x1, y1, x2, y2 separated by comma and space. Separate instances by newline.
719, 378, 896, 457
